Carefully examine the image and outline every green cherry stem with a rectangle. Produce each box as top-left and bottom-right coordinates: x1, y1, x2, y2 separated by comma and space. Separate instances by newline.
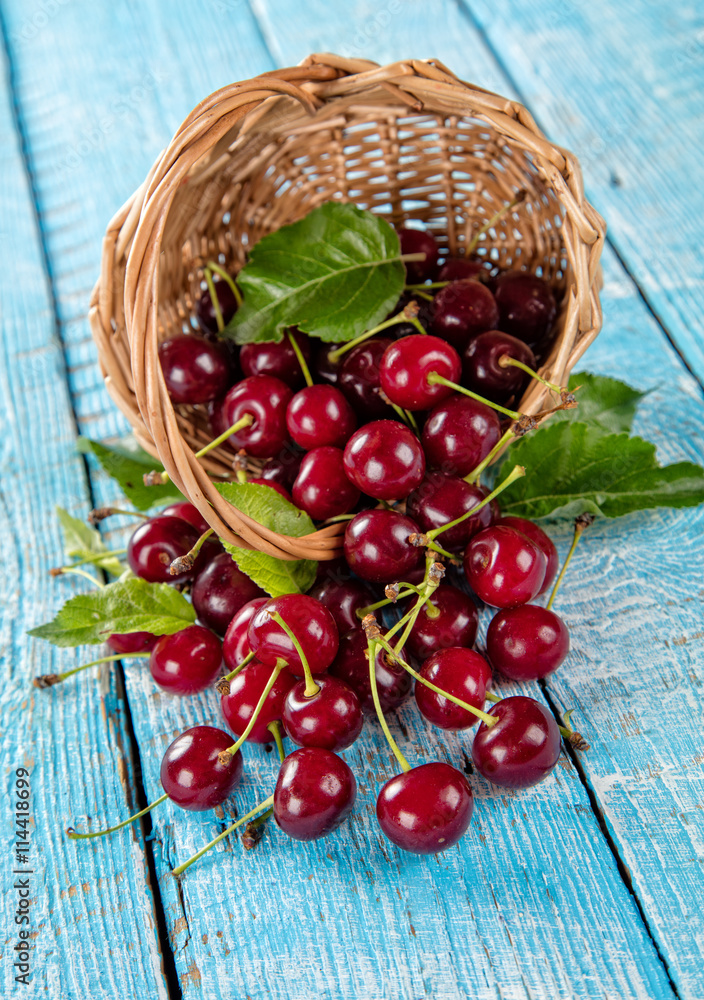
171, 794, 275, 877
203, 268, 225, 333
363, 630, 411, 774
267, 720, 286, 762
388, 558, 445, 655
67, 792, 169, 840
215, 649, 256, 694
220, 663, 284, 759
34, 651, 148, 688
464, 427, 516, 485
547, 513, 595, 611
356, 587, 420, 620
426, 372, 522, 420
558, 709, 591, 751
425, 465, 525, 542
287, 329, 313, 387
88, 507, 148, 525
52, 567, 104, 588
484, 690, 501, 703
206, 260, 243, 309
466, 189, 527, 256
144, 414, 255, 486
168, 528, 214, 576
50, 550, 127, 574
424, 540, 457, 560
268, 610, 319, 697
404, 280, 450, 291
498, 354, 564, 394
326, 302, 422, 365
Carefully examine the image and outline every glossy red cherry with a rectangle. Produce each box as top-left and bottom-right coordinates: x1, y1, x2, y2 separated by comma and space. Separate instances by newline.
160, 501, 210, 535
422, 395, 501, 477
106, 631, 160, 654
338, 337, 395, 419
343, 509, 423, 584
494, 270, 557, 346
437, 258, 484, 283
282, 676, 363, 751
308, 577, 375, 634
343, 420, 425, 500
239, 332, 311, 388
215, 374, 293, 458
379, 335, 461, 411
149, 625, 223, 695
472, 696, 561, 788
398, 227, 439, 282
498, 516, 558, 595
286, 384, 357, 450
415, 647, 490, 729
431, 280, 499, 349
486, 605, 569, 681
273, 747, 357, 841
196, 279, 238, 334
464, 524, 547, 608
377, 762, 473, 854
329, 628, 412, 715
222, 597, 269, 671
127, 516, 200, 584
404, 585, 479, 662
160, 726, 243, 811
220, 660, 296, 743
406, 472, 495, 552
292, 447, 360, 521
248, 594, 339, 676
463, 330, 537, 401
191, 552, 264, 635
158, 334, 232, 405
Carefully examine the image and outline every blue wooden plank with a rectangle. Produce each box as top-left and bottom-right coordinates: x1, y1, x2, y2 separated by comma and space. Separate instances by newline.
0, 28, 168, 1000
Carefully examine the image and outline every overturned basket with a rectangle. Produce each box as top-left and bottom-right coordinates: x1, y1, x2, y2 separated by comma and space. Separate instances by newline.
90, 54, 605, 563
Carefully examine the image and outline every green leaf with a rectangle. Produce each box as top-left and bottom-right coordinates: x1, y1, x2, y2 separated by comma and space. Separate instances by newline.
497, 421, 704, 520
56, 507, 124, 576
552, 372, 646, 434
215, 481, 318, 596
223, 203, 405, 345
77, 436, 184, 511
28, 577, 196, 647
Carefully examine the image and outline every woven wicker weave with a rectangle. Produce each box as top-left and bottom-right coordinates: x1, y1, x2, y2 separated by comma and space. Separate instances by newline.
89, 54, 605, 562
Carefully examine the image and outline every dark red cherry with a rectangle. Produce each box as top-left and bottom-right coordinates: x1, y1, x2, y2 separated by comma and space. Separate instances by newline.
158, 334, 232, 405
494, 271, 557, 346
313, 343, 343, 386
273, 747, 356, 841
415, 647, 490, 730
282, 675, 363, 751
239, 331, 311, 388
472, 696, 561, 788
196, 279, 238, 334
286, 385, 357, 450
464, 524, 547, 608
161, 501, 210, 535
343, 420, 425, 500
160, 726, 243, 811
338, 337, 395, 419
437, 258, 484, 283
258, 448, 303, 491
377, 762, 473, 854
292, 447, 360, 521
404, 585, 479, 662
149, 625, 223, 695
215, 375, 293, 458
220, 660, 296, 743
127, 516, 200, 584
308, 577, 375, 634
486, 605, 569, 681
398, 227, 439, 283
106, 631, 159, 655
422, 395, 501, 477
191, 552, 264, 635
248, 594, 339, 676
379, 335, 461, 411
329, 629, 412, 715
463, 330, 537, 401
249, 478, 292, 502
406, 472, 494, 552
431, 280, 499, 349
343, 509, 423, 584
222, 597, 269, 671
498, 516, 558, 595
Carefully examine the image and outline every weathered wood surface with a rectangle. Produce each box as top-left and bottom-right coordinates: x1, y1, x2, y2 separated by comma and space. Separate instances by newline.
0, 1, 701, 998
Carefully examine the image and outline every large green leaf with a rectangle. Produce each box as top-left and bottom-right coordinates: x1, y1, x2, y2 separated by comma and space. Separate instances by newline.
78, 436, 184, 511
223, 203, 405, 344
551, 372, 646, 434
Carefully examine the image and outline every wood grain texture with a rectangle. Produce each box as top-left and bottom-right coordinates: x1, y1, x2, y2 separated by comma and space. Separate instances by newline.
0, 28, 167, 1000
1, 0, 701, 997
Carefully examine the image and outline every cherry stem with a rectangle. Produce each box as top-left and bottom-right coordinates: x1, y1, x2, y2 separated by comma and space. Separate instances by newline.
484, 690, 501, 703
195, 413, 254, 460
216, 649, 256, 693
365, 634, 411, 773
67, 792, 169, 840
466, 189, 527, 256
232, 450, 248, 484
405, 280, 450, 291
426, 465, 525, 542
34, 652, 148, 688
498, 354, 563, 394
425, 540, 457, 560
287, 329, 313, 388
321, 513, 357, 525
558, 709, 591, 751
168, 528, 214, 576
88, 507, 148, 525
268, 610, 319, 697
389, 557, 444, 655
206, 260, 243, 309
356, 587, 419, 620
326, 302, 421, 365
464, 427, 516, 484
267, 720, 286, 762
52, 567, 104, 588
222, 664, 283, 758
204, 268, 225, 333
546, 513, 594, 611
171, 795, 275, 877
51, 549, 126, 573
426, 372, 522, 420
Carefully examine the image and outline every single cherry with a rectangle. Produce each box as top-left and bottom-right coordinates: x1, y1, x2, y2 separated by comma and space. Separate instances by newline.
379, 335, 461, 411
472, 696, 561, 788
149, 625, 223, 695
329, 629, 412, 715
191, 551, 264, 635
274, 747, 357, 841
343, 509, 423, 583
431, 280, 499, 349
494, 270, 557, 346
377, 762, 473, 854
215, 374, 293, 458
239, 331, 311, 388
222, 597, 269, 671
107, 631, 160, 655
415, 647, 491, 730
486, 605, 569, 681
292, 447, 360, 521
286, 384, 357, 450
498, 516, 558, 595
160, 726, 243, 810
406, 472, 495, 552
404, 585, 479, 662
338, 337, 395, 419
127, 516, 200, 584
464, 524, 547, 608
422, 395, 501, 477
398, 227, 439, 282
463, 330, 537, 402
248, 594, 339, 676
220, 660, 296, 743
343, 420, 425, 500
308, 577, 375, 634
437, 258, 484, 283
158, 334, 232, 405
282, 675, 363, 751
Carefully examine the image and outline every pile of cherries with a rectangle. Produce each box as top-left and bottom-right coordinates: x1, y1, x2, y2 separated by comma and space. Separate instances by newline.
62, 223, 580, 868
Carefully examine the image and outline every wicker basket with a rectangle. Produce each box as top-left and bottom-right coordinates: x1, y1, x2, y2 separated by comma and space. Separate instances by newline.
89, 54, 605, 563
